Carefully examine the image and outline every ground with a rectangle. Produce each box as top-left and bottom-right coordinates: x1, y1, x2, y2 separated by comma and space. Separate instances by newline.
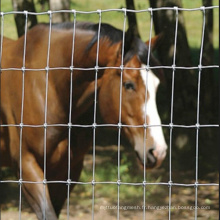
1, 145, 219, 220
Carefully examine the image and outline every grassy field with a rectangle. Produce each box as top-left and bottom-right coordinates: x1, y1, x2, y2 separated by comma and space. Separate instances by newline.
1, 0, 219, 48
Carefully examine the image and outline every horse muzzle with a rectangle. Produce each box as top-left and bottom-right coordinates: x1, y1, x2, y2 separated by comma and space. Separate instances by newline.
136, 147, 167, 169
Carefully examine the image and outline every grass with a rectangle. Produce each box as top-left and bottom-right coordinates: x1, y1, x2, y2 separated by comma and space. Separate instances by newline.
182, 0, 219, 48
75, 147, 162, 203
69, 150, 163, 212
1, 0, 219, 48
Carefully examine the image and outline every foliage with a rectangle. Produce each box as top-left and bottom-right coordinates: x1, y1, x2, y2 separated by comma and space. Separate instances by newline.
1, 0, 219, 48
76, 152, 162, 203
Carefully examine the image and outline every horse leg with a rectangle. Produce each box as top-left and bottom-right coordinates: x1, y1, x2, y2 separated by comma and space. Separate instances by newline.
21, 152, 57, 220
48, 159, 84, 217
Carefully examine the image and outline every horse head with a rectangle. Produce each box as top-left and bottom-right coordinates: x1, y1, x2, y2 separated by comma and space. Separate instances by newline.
76, 28, 167, 169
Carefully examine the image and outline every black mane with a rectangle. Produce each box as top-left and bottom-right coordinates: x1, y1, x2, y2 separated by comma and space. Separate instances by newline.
50, 21, 160, 67
51, 21, 123, 48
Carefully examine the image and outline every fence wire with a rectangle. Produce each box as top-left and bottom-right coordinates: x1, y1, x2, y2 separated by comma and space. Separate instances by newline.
0, 5, 219, 220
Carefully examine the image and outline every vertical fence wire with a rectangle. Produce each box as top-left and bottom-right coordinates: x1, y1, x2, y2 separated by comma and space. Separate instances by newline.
18, 10, 28, 220
194, 6, 206, 220
91, 9, 102, 220
42, 10, 53, 220
66, 10, 77, 220
142, 7, 154, 220
116, 8, 128, 220
168, 6, 179, 220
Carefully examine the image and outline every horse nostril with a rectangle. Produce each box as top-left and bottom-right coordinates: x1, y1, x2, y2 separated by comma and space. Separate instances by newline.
146, 147, 157, 168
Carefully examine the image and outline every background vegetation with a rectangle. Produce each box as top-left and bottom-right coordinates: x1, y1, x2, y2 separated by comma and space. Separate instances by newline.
1, 0, 219, 47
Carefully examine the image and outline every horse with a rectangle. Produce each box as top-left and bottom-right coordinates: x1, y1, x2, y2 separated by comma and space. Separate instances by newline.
0, 21, 167, 219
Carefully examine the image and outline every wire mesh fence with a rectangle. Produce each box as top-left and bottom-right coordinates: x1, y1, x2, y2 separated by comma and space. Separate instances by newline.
0, 5, 219, 220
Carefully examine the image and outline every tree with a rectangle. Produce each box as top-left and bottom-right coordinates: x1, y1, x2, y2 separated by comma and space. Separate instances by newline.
12, 0, 38, 37
149, 0, 218, 174
202, 0, 214, 66
12, 0, 70, 37
149, 0, 192, 68
49, 0, 70, 23
125, 0, 140, 38
199, 0, 219, 173
148, 0, 196, 130
200, 0, 215, 115
38, 0, 49, 11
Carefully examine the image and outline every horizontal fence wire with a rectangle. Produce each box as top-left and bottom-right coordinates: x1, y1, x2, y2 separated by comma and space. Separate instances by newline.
0, 5, 219, 220
0, 5, 219, 16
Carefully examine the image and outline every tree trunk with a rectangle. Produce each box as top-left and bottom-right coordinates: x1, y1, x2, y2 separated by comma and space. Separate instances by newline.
49, 0, 70, 23
125, 0, 140, 37
149, 0, 192, 68
149, 0, 195, 123
149, 0, 218, 175
200, 0, 215, 122
38, 0, 49, 11
199, 0, 218, 174
202, 0, 214, 66
149, 0, 197, 171
11, 0, 38, 37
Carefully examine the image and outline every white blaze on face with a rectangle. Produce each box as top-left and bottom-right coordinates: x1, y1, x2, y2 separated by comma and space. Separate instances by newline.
140, 65, 167, 155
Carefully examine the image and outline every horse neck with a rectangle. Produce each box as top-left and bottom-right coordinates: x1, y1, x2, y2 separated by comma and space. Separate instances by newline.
73, 30, 122, 68
58, 29, 122, 92
47, 29, 122, 121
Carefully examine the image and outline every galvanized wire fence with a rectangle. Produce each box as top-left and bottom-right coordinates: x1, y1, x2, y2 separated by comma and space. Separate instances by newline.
0, 5, 219, 220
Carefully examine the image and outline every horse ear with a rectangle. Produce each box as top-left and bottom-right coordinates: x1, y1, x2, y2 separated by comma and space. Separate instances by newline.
76, 79, 102, 116
146, 33, 164, 51
146, 33, 166, 84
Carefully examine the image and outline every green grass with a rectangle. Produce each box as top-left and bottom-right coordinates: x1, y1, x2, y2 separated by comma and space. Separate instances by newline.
182, 0, 219, 48
1, 0, 219, 48
73, 152, 162, 205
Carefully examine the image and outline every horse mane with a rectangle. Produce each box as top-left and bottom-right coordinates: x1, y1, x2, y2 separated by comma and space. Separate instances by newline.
43, 22, 161, 70
50, 21, 123, 48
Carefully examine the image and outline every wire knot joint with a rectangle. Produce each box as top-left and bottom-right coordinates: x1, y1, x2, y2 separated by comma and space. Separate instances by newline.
148, 7, 153, 15
169, 123, 173, 129
97, 9, 102, 15
122, 8, 127, 16
200, 6, 206, 12
168, 181, 173, 187
68, 123, 72, 129
195, 123, 200, 129
198, 65, 202, 71
18, 179, 23, 185
67, 179, 72, 185
118, 123, 122, 129
23, 10, 28, 16
143, 124, 148, 129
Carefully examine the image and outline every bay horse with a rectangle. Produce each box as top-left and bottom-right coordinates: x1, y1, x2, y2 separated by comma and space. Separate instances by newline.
0, 21, 167, 219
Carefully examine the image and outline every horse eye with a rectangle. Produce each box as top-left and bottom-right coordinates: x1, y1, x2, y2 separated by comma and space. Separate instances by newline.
123, 81, 136, 91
